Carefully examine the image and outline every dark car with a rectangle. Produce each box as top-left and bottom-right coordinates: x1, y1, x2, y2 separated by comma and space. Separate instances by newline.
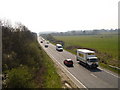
64, 59, 73, 67
45, 44, 48, 48
41, 41, 43, 43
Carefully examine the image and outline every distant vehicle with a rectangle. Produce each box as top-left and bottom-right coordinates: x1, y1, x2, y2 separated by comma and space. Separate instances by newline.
41, 41, 43, 43
45, 44, 48, 48
76, 49, 98, 68
56, 44, 63, 51
64, 59, 73, 67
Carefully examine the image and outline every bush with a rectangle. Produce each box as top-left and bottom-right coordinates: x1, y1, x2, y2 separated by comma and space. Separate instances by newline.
6, 66, 35, 88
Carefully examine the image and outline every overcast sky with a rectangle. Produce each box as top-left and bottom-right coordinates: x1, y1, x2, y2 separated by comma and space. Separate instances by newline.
0, 0, 119, 33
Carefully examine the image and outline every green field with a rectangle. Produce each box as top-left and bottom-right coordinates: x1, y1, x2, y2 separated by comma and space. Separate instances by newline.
54, 35, 118, 68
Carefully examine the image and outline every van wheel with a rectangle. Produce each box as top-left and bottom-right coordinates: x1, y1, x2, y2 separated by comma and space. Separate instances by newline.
86, 64, 89, 68
79, 61, 82, 64
76, 59, 79, 61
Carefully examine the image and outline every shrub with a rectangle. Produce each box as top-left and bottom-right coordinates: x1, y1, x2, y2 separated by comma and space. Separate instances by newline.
6, 66, 35, 88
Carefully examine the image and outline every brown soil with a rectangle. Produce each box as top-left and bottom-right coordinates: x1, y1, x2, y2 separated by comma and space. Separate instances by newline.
66, 45, 98, 53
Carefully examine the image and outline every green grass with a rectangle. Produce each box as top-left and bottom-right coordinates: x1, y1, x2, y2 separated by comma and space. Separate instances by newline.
54, 35, 118, 59
54, 35, 119, 73
99, 63, 120, 74
42, 50, 62, 88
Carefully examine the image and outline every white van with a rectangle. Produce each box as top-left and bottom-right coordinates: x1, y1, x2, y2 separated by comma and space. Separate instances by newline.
56, 44, 63, 51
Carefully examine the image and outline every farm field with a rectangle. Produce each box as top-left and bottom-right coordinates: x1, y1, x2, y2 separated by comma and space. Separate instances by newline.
54, 35, 118, 68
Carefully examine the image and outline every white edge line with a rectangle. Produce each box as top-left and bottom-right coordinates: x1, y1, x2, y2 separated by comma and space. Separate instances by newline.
38, 37, 119, 78
41, 44, 87, 89
38, 38, 87, 89
98, 67, 119, 78
60, 44, 119, 79
49, 53, 87, 88
91, 74, 97, 78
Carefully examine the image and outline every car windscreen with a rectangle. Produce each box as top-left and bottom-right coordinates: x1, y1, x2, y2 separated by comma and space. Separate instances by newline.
68, 61, 73, 63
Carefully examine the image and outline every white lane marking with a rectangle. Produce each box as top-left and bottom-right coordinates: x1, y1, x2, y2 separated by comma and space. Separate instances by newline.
40, 37, 119, 86
91, 74, 97, 78
41, 45, 87, 89
38, 37, 119, 79
62, 47, 119, 79
98, 67, 119, 78
48, 53, 87, 89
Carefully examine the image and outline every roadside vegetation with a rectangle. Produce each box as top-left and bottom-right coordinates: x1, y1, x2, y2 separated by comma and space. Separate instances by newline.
42, 50, 62, 88
2, 20, 62, 88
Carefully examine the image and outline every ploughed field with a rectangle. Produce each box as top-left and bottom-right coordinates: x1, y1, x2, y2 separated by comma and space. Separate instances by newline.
54, 35, 118, 68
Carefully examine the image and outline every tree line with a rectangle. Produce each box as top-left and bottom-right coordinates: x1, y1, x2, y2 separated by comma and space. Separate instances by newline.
1, 20, 45, 88
41, 29, 118, 36
40, 34, 64, 46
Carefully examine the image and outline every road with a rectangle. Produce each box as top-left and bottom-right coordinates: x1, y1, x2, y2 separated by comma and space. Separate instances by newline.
38, 37, 119, 89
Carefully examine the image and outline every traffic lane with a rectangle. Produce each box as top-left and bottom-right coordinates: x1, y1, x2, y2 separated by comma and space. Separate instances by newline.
42, 45, 87, 88
40, 42, 88, 88
38, 38, 118, 88
68, 64, 113, 88
49, 43, 118, 88
61, 47, 118, 88
63, 48, 118, 77
45, 44, 114, 88
93, 70, 118, 88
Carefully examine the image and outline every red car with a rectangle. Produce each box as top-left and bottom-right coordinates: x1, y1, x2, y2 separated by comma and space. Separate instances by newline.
64, 59, 73, 67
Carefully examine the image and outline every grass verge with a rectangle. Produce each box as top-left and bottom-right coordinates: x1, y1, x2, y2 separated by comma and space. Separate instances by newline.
99, 63, 120, 75
42, 50, 62, 88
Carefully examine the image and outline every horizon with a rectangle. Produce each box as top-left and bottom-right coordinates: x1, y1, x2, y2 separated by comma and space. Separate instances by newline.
39, 28, 118, 34
0, 0, 119, 33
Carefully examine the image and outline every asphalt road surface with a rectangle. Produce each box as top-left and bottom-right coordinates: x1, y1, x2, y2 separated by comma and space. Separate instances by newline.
38, 37, 119, 89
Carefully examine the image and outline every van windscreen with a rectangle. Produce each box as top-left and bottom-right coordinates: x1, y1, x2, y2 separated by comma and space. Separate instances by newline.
89, 59, 97, 62
58, 46, 62, 48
